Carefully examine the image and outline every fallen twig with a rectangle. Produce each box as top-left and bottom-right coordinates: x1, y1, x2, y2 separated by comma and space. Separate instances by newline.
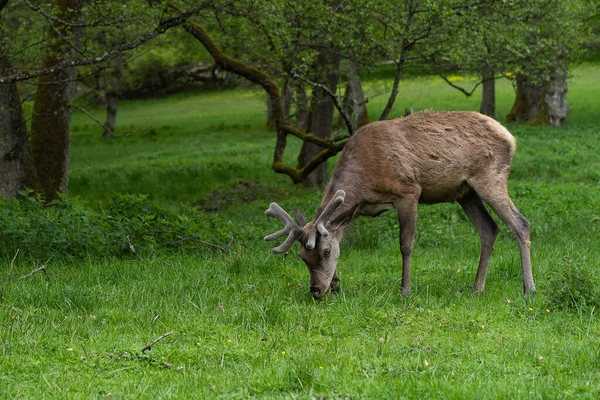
19, 264, 48, 281
0, 249, 19, 302
141, 331, 173, 354
126, 235, 136, 254
163, 361, 183, 370
151, 230, 234, 255
160, 237, 226, 252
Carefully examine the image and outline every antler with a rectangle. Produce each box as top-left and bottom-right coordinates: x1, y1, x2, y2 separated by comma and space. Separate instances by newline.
305, 190, 346, 250
264, 203, 304, 254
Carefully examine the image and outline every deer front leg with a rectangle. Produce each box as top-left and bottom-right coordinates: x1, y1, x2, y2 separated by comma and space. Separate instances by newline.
395, 195, 419, 296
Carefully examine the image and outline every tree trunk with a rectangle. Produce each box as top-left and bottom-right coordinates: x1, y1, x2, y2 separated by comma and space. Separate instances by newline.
29, 0, 84, 200
297, 54, 340, 187
295, 84, 310, 132
265, 95, 277, 131
506, 74, 568, 127
102, 56, 124, 138
479, 67, 495, 117
336, 80, 353, 129
0, 14, 34, 199
346, 61, 369, 128
336, 62, 369, 130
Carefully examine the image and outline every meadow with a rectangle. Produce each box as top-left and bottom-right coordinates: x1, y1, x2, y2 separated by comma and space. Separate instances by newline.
1, 63, 599, 399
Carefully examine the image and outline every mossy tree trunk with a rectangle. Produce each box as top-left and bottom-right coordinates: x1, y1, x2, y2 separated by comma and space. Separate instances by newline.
506, 74, 568, 127
479, 66, 495, 117
0, 3, 34, 198
29, 0, 84, 200
294, 84, 310, 132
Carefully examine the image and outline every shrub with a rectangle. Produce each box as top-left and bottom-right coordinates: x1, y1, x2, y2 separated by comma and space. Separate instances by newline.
0, 191, 233, 261
546, 256, 600, 312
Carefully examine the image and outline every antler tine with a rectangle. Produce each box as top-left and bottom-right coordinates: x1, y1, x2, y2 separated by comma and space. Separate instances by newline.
264, 202, 303, 254
305, 190, 346, 250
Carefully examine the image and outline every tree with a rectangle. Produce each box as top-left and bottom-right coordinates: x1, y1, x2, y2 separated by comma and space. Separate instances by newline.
172, 0, 389, 186
504, 1, 582, 126
412, 0, 583, 125
0, 1, 33, 198
29, 0, 85, 200
0, 1, 208, 199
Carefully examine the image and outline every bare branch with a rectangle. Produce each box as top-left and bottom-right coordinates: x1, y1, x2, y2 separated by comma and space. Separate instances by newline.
438, 74, 478, 97
70, 105, 116, 138
378, 51, 406, 120
0, 249, 19, 302
22, 0, 126, 28
290, 68, 354, 136
141, 331, 174, 354
19, 264, 48, 281
24, 0, 87, 56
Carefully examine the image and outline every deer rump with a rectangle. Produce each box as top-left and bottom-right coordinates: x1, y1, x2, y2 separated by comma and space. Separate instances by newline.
266, 111, 535, 298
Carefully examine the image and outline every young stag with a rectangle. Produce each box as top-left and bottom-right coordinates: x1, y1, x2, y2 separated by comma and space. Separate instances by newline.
265, 111, 535, 298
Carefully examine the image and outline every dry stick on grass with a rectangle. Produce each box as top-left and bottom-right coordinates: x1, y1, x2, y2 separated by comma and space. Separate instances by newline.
0, 249, 19, 302
19, 265, 48, 281
163, 361, 183, 370
153, 231, 234, 258
141, 331, 174, 354
70, 105, 116, 138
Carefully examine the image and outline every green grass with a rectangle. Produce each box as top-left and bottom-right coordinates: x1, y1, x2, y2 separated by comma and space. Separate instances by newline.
1, 63, 600, 398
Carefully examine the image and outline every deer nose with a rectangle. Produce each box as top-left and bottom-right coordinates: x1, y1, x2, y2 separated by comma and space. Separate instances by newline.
310, 287, 322, 299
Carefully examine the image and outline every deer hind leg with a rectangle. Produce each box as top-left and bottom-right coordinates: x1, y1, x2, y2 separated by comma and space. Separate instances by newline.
394, 195, 419, 296
468, 176, 536, 296
458, 190, 499, 294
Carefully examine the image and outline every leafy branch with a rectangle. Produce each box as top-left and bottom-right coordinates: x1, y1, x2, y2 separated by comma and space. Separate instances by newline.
0, 3, 212, 84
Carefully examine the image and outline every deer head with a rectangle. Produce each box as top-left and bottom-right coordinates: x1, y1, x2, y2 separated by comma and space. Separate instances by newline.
265, 190, 346, 298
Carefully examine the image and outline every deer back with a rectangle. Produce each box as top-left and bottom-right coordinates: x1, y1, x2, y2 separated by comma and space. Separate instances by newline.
324, 111, 516, 207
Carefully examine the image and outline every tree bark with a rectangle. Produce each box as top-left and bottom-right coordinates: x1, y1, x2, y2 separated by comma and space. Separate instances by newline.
295, 84, 310, 132
29, 0, 84, 200
479, 66, 495, 117
265, 95, 277, 131
346, 60, 369, 128
102, 56, 124, 138
337, 80, 353, 129
0, 8, 34, 199
506, 74, 568, 127
297, 54, 340, 187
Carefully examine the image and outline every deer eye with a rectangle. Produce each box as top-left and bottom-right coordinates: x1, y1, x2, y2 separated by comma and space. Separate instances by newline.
323, 248, 331, 258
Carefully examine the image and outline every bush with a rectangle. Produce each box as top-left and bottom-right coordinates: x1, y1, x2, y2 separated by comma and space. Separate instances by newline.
546, 256, 600, 312
0, 191, 233, 261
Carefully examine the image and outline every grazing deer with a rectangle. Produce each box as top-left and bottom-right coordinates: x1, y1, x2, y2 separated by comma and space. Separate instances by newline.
265, 111, 535, 298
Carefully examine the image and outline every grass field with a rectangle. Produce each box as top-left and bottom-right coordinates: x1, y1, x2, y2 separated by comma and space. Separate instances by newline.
1, 63, 599, 399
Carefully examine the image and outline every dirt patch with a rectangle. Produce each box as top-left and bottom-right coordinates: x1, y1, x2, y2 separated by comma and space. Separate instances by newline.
195, 179, 288, 212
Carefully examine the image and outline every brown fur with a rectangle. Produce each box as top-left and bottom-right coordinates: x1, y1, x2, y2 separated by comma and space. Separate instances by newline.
266, 111, 536, 298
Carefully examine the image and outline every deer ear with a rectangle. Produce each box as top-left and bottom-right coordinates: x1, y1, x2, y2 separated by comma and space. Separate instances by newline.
295, 209, 309, 227
328, 216, 352, 233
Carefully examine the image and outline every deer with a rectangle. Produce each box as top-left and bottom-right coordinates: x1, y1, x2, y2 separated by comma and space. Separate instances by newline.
265, 111, 536, 299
